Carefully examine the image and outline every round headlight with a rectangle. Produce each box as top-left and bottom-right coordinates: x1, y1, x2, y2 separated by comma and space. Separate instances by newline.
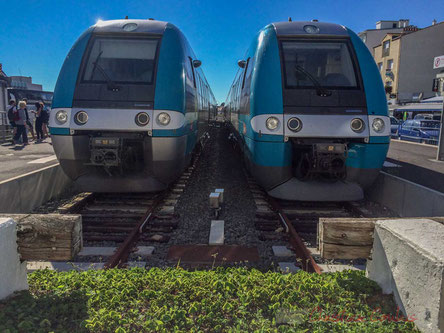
372, 118, 385, 133
74, 110, 88, 125
303, 25, 320, 34
135, 112, 150, 126
55, 110, 68, 124
266, 117, 279, 131
287, 117, 303, 132
157, 112, 171, 126
350, 118, 365, 133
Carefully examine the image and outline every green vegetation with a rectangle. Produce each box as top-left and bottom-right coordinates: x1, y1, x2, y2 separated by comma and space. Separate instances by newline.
0, 268, 417, 332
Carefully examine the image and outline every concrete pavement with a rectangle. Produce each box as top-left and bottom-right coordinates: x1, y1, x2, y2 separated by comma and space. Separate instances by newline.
0, 138, 57, 182
384, 139, 444, 193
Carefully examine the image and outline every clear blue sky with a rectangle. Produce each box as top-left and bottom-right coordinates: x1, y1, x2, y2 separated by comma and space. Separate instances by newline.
1, 0, 442, 103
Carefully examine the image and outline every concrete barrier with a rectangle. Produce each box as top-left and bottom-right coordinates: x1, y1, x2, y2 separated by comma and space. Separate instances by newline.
0, 164, 72, 213
366, 171, 444, 217
367, 219, 444, 333
0, 218, 28, 300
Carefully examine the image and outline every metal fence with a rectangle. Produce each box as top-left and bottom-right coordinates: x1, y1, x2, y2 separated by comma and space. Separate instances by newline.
0, 111, 13, 143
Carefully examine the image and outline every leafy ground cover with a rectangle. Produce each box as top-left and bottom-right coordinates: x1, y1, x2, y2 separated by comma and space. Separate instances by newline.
0, 267, 418, 332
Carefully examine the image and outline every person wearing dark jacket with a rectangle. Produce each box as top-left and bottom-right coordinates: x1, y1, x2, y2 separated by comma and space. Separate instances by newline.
32, 102, 44, 142
7, 100, 18, 142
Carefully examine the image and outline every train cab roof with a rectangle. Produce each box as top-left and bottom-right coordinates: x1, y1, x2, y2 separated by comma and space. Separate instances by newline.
92, 19, 170, 35
272, 21, 348, 37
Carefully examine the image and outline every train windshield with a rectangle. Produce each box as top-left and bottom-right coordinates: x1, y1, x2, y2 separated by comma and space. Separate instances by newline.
281, 41, 358, 89
82, 37, 158, 84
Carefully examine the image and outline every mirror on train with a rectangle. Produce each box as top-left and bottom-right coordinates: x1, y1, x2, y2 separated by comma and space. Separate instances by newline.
237, 60, 247, 68
193, 60, 202, 68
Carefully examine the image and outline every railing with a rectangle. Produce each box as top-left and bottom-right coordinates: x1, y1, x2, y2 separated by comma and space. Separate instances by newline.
0, 111, 13, 144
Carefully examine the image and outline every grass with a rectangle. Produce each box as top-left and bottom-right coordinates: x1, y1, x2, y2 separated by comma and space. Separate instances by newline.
0, 267, 418, 332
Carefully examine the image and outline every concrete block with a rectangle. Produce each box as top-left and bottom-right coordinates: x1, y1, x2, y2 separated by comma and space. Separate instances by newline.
272, 245, 294, 257
158, 206, 174, 215
78, 247, 116, 257
366, 172, 444, 217
0, 164, 72, 213
278, 262, 301, 274
127, 261, 147, 268
27, 261, 105, 272
133, 246, 154, 257
319, 264, 364, 273
209, 193, 220, 208
215, 189, 224, 203
366, 219, 444, 333
0, 218, 28, 299
209, 220, 224, 245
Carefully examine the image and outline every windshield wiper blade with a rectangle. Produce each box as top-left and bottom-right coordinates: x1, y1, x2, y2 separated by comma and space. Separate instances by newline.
295, 65, 332, 97
93, 62, 119, 91
90, 51, 119, 91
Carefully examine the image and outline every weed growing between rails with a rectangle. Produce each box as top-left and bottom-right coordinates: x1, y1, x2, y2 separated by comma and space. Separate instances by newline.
1, 268, 418, 332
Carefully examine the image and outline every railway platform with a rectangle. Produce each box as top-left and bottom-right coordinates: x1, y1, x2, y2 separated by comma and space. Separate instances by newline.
0, 139, 57, 182
383, 139, 444, 193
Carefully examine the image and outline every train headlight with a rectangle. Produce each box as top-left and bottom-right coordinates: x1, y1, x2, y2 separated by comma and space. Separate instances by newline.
135, 112, 150, 127
55, 110, 68, 124
350, 118, 365, 133
266, 116, 279, 130
157, 112, 171, 126
287, 117, 303, 132
74, 110, 88, 125
372, 118, 385, 133
303, 25, 320, 34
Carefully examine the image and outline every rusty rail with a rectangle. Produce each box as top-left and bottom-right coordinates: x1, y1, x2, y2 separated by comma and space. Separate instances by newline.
267, 197, 322, 274
104, 192, 165, 269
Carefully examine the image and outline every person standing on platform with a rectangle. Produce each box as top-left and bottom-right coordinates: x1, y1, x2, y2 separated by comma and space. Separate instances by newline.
7, 100, 18, 143
40, 102, 49, 139
13, 100, 29, 146
21, 98, 35, 141
32, 102, 44, 143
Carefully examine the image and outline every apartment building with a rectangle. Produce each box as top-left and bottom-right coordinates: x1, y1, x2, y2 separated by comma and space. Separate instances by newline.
358, 19, 409, 55
371, 20, 444, 101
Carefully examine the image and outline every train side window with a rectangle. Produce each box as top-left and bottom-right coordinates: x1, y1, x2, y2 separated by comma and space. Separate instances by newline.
188, 57, 196, 88
241, 58, 250, 89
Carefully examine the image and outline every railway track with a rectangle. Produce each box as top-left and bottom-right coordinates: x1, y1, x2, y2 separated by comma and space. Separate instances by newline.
245, 174, 370, 274
58, 153, 201, 269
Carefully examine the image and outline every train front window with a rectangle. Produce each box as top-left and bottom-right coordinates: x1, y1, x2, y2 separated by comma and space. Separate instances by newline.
83, 37, 158, 84
281, 41, 358, 89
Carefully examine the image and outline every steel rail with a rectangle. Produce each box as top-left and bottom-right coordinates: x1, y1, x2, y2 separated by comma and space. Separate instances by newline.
104, 192, 165, 269
267, 197, 322, 274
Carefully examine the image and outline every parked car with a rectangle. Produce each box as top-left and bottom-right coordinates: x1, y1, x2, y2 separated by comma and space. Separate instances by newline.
414, 114, 434, 120
398, 119, 440, 144
390, 116, 400, 137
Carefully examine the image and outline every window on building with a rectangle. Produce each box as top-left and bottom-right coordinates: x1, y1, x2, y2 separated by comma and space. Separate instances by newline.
378, 62, 383, 72
387, 59, 394, 70
382, 40, 390, 57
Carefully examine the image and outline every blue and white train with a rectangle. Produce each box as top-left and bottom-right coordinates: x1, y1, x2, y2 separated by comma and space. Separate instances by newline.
50, 19, 216, 192
226, 21, 390, 201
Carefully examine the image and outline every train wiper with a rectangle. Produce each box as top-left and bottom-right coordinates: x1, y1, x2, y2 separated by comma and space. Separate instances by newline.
295, 65, 332, 97
90, 51, 119, 91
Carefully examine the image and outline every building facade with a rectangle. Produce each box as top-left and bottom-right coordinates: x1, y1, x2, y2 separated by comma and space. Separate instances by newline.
397, 21, 444, 101
9, 76, 42, 91
358, 19, 409, 55
373, 34, 402, 95
0, 64, 9, 115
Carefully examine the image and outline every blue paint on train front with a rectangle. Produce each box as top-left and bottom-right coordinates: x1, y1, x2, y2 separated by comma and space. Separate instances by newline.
52, 28, 93, 108
226, 21, 390, 201
49, 20, 215, 193
154, 24, 185, 113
